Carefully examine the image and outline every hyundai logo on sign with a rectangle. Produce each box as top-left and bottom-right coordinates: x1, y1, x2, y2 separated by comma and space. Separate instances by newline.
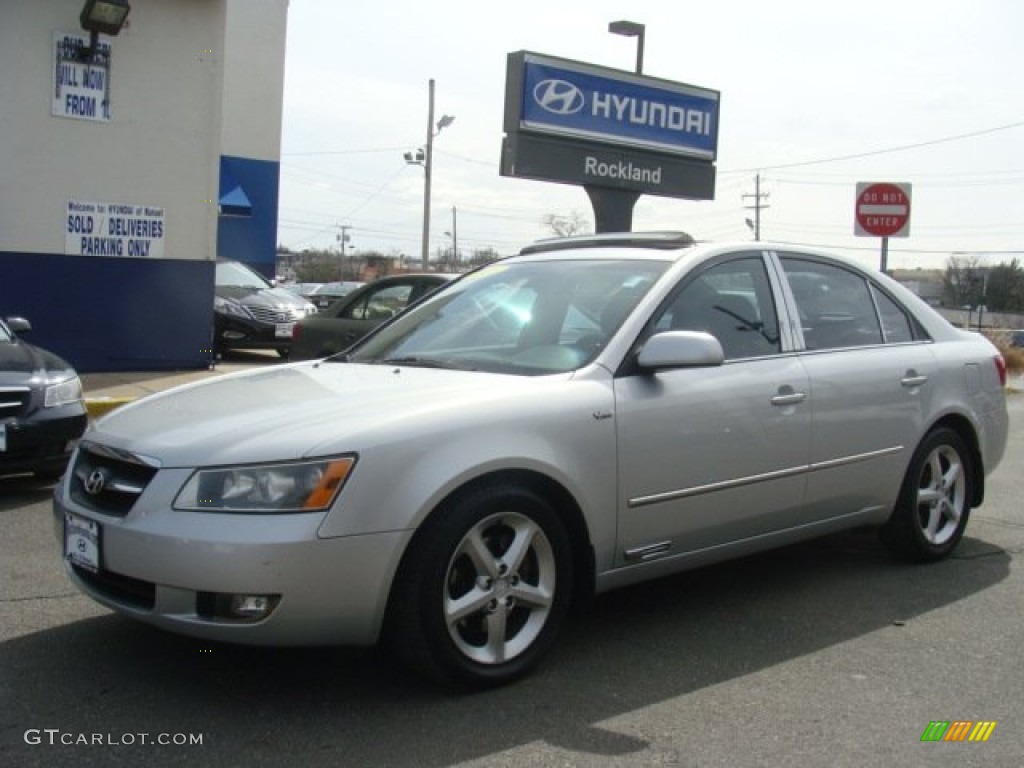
533, 80, 585, 115
508, 51, 720, 161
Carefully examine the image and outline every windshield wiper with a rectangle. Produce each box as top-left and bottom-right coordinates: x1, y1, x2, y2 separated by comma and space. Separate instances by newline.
377, 356, 476, 370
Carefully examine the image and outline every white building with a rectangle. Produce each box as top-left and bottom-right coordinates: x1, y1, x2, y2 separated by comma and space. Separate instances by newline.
0, 0, 288, 371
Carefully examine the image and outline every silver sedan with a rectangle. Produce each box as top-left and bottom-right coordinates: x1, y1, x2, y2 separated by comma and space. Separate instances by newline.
54, 234, 1009, 688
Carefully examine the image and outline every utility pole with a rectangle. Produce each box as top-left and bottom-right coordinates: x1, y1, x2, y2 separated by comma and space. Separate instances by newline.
337, 224, 352, 257
337, 224, 352, 279
451, 206, 457, 263
421, 80, 436, 269
742, 173, 770, 241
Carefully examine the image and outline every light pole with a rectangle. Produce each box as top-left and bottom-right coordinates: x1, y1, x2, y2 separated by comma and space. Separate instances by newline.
404, 79, 454, 270
608, 20, 645, 74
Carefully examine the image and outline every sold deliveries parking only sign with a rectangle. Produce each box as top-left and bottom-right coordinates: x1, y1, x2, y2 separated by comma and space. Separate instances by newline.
66, 200, 166, 258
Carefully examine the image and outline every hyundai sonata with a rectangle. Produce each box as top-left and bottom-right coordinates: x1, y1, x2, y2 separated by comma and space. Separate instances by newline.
54, 234, 1009, 688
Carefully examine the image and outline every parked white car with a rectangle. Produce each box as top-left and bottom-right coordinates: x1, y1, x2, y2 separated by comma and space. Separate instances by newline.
55, 234, 1009, 688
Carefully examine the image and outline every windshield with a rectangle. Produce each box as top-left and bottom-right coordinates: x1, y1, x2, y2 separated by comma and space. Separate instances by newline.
0, 321, 11, 343
216, 261, 272, 290
347, 259, 668, 375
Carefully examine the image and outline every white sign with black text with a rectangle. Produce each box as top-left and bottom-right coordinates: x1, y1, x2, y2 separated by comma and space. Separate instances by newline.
53, 32, 112, 122
66, 201, 166, 259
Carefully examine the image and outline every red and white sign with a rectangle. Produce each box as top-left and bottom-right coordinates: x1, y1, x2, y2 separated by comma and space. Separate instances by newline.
854, 182, 912, 238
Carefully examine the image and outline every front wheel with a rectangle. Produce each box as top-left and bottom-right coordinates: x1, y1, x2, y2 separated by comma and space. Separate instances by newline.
880, 428, 973, 562
386, 484, 573, 688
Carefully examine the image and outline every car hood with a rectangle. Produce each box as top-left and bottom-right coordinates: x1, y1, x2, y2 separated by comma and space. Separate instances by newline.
87, 362, 567, 467
0, 338, 75, 384
217, 285, 310, 308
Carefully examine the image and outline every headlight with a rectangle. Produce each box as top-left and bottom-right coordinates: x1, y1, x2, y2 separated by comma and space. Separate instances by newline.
214, 295, 252, 319
174, 456, 356, 513
44, 376, 83, 408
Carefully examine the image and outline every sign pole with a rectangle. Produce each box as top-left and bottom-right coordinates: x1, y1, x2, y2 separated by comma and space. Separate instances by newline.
585, 186, 640, 233
880, 236, 888, 273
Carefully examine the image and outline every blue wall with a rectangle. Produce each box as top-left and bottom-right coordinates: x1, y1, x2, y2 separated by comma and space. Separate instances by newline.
0, 156, 279, 373
0, 252, 214, 373
218, 155, 280, 280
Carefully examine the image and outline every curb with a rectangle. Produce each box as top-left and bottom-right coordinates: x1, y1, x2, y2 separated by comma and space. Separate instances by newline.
85, 397, 136, 419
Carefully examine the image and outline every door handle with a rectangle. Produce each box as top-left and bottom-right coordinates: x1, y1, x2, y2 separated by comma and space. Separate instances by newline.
770, 388, 807, 407
901, 372, 929, 388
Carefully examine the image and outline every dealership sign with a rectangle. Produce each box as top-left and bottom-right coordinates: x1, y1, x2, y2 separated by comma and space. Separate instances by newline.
66, 200, 166, 258
502, 51, 718, 201
501, 133, 716, 199
506, 51, 720, 161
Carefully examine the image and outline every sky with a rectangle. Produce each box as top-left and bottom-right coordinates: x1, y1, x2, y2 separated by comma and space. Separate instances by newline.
277, 0, 1024, 271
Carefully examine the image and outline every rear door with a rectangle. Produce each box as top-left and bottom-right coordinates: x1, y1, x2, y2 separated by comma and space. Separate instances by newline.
774, 253, 937, 520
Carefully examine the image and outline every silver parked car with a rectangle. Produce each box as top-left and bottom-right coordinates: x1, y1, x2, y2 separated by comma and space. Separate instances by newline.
54, 234, 1009, 688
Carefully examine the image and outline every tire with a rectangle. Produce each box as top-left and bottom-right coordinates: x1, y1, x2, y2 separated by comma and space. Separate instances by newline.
880, 428, 973, 562
386, 484, 573, 689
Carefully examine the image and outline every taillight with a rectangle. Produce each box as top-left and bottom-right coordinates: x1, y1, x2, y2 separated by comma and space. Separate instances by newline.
993, 354, 1007, 387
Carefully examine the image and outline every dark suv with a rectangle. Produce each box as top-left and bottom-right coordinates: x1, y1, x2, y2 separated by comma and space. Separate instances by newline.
214, 260, 317, 357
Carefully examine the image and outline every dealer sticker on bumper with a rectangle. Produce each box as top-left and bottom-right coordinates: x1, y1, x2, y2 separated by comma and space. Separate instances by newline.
64, 511, 100, 573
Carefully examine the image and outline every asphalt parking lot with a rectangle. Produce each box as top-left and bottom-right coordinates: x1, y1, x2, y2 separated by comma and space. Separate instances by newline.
1, 378, 1021, 768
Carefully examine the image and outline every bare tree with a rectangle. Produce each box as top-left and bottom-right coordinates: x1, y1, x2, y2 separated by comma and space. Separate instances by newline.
943, 253, 983, 307
541, 211, 592, 237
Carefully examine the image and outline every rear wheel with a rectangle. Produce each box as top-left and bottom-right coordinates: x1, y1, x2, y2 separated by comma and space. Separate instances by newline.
386, 484, 573, 688
880, 428, 973, 562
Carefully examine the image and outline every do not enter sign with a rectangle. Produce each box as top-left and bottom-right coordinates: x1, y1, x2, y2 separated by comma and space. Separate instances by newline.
855, 182, 912, 238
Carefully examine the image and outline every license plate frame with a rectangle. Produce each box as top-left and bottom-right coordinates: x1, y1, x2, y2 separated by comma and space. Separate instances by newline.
64, 511, 101, 573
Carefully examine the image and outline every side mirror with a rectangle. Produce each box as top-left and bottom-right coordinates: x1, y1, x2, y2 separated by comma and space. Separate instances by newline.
4, 316, 32, 334
637, 330, 724, 371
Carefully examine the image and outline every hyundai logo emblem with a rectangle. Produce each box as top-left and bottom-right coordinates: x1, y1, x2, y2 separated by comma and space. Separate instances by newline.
533, 79, 585, 115
84, 468, 107, 496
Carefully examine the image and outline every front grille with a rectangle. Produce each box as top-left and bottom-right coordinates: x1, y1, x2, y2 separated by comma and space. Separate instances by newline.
69, 443, 159, 516
72, 564, 155, 610
0, 386, 31, 417
243, 304, 305, 324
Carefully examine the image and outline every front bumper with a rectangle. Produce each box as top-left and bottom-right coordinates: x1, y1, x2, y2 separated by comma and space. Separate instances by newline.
1, 408, 87, 477
52, 478, 412, 646
214, 314, 293, 352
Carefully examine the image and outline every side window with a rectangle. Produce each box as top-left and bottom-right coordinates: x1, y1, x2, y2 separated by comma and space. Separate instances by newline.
871, 285, 915, 343
656, 257, 781, 360
344, 284, 414, 320
780, 258, 882, 350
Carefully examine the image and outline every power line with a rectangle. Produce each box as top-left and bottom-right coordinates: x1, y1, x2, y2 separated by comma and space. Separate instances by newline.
722, 120, 1024, 174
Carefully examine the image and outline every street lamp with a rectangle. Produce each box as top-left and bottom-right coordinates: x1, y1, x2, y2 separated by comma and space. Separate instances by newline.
608, 20, 645, 74
404, 79, 455, 269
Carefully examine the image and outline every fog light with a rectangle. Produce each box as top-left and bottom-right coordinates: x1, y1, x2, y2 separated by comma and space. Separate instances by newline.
196, 591, 280, 622
230, 594, 276, 619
